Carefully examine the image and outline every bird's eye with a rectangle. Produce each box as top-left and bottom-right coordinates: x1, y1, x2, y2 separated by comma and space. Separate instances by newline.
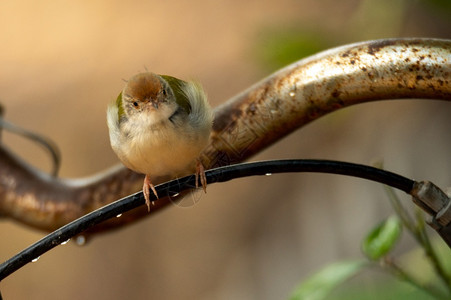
132, 102, 139, 108
162, 89, 167, 96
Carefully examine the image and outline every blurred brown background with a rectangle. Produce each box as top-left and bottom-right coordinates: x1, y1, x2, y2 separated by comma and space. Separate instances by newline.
0, 0, 450, 299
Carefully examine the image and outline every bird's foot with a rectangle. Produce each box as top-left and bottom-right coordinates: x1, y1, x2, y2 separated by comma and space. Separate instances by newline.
143, 174, 159, 212
195, 159, 207, 193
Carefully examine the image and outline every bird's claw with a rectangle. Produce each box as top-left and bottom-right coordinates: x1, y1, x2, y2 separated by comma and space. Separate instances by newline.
143, 175, 159, 212
195, 160, 207, 193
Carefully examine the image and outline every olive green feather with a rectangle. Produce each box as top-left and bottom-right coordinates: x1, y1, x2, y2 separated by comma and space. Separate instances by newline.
116, 92, 125, 122
160, 75, 192, 114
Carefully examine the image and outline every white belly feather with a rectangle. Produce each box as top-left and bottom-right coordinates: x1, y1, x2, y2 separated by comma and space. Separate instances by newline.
114, 113, 209, 180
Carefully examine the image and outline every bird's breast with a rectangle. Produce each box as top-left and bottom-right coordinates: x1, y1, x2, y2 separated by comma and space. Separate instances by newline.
116, 117, 208, 179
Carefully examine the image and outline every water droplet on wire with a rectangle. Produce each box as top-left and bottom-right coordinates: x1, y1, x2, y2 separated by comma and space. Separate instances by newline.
31, 256, 40, 263
75, 235, 86, 246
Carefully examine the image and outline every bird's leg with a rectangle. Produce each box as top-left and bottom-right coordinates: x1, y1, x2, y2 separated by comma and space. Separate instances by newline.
143, 174, 158, 211
195, 159, 207, 193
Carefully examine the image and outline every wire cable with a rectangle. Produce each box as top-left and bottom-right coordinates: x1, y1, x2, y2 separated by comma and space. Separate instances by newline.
0, 159, 415, 281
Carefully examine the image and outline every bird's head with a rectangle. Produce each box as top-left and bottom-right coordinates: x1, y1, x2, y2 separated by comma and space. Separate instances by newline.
119, 72, 178, 123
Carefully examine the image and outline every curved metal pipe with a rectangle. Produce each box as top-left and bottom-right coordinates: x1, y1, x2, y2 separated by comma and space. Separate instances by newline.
0, 38, 450, 234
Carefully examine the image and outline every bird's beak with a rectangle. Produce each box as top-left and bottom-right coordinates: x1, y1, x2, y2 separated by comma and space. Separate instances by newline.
151, 100, 159, 109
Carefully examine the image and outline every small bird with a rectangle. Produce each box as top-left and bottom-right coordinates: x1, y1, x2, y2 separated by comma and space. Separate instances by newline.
107, 72, 213, 211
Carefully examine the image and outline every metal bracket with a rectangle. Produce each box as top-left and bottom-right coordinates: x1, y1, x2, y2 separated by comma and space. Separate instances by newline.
411, 181, 451, 247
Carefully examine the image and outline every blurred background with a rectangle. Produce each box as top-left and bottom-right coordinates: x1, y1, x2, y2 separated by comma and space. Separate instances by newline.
0, 0, 450, 299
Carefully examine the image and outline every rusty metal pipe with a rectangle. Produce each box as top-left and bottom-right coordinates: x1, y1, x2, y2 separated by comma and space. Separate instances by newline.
0, 38, 450, 234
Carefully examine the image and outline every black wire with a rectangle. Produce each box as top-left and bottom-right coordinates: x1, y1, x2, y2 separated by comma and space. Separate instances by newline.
0, 159, 415, 281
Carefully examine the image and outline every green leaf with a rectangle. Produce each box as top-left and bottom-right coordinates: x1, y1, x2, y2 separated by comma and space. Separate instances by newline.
362, 216, 403, 260
289, 260, 367, 300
